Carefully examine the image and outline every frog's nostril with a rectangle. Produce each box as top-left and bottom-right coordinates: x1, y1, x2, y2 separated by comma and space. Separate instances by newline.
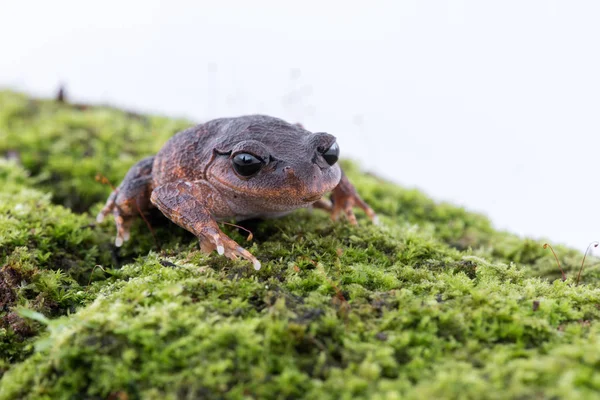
283, 166, 295, 177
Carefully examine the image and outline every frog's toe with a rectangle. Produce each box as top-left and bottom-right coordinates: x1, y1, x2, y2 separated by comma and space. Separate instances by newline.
199, 227, 223, 254
331, 193, 378, 226
199, 227, 261, 270
345, 209, 358, 225
230, 246, 261, 270
96, 191, 117, 224
112, 209, 133, 248
330, 198, 356, 225
199, 239, 216, 254
357, 201, 378, 224
341, 205, 358, 225
220, 239, 261, 270
329, 174, 378, 225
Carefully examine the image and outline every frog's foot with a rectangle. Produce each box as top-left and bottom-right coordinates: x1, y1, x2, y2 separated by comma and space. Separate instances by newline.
330, 174, 378, 225
112, 209, 134, 247
151, 181, 261, 270
96, 156, 155, 246
95, 191, 134, 247
96, 190, 152, 247
198, 226, 261, 270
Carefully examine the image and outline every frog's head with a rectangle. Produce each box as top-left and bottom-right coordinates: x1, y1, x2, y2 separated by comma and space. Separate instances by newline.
207, 117, 342, 212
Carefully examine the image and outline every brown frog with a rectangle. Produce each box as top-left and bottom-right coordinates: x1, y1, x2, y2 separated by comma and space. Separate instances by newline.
96, 115, 377, 270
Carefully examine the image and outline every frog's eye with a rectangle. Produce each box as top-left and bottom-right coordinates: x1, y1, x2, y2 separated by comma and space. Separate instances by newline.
232, 153, 263, 177
320, 142, 339, 166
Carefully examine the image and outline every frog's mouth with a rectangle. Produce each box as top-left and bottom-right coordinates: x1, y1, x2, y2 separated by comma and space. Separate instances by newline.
301, 194, 323, 203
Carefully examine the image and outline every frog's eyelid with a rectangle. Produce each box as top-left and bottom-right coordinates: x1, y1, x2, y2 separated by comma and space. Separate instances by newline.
231, 150, 269, 164
214, 148, 266, 164
214, 149, 232, 156
318, 140, 338, 153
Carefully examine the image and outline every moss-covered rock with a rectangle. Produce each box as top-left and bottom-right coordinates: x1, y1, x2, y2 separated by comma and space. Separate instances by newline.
0, 90, 599, 399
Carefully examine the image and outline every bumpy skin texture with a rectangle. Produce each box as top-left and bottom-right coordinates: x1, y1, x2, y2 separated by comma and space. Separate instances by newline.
97, 115, 377, 269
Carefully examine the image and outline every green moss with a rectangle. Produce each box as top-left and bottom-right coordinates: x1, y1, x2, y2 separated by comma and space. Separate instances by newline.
1, 90, 599, 399
0, 91, 190, 212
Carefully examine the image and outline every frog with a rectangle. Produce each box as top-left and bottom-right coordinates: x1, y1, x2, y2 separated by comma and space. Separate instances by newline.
96, 115, 377, 270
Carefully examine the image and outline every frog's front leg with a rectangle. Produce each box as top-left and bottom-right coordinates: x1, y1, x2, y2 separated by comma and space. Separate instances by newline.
328, 173, 378, 225
150, 181, 261, 270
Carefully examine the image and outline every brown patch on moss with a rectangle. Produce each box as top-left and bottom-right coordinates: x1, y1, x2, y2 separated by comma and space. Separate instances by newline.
0, 264, 33, 310
2, 312, 35, 338
369, 291, 400, 316
0, 274, 18, 311
32, 293, 61, 318
456, 260, 478, 279
1, 150, 21, 164
0, 264, 40, 346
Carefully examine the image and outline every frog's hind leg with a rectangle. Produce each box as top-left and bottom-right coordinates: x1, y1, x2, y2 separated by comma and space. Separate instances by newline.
96, 156, 155, 247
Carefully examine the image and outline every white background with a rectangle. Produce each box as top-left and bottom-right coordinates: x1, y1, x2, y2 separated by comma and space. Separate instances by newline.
1, 0, 598, 251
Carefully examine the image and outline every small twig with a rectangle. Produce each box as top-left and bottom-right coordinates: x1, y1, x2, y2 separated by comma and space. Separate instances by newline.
87, 265, 106, 286
95, 174, 116, 191
135, 199, 159, 250
56, 85, 66, 103
543, 243, 566, 281
221, 221, 254, 241
306, 335, 327, 352
577, 241, 599, 286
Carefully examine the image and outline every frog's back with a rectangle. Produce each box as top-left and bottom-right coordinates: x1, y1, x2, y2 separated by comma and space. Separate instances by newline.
151, 123, 210, 185
203, 115, 310, 150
